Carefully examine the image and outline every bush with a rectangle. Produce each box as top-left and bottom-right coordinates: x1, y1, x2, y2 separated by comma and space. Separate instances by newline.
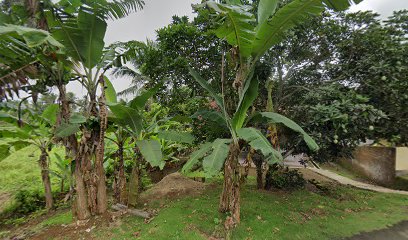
265, 166, 306, 190
287, 85, 386, 162
12, 189, 45, 215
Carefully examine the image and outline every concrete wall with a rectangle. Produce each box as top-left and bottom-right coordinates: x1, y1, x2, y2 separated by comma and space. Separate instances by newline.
396, 147, 408, 171
340, 146, 396, 186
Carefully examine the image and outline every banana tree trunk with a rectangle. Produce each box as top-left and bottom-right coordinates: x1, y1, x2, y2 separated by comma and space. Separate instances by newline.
95, 77, 108, 214
219, 143, 241, 229
114, 142, 127, 204
127, 164, 140, 207
253, 153, 263, 189
39, 147, 53, 210
264, 80, 280, 189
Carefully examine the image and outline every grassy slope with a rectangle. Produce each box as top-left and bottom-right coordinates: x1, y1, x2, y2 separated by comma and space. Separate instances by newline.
86, 183, 408, 240
0, 146, 63, 194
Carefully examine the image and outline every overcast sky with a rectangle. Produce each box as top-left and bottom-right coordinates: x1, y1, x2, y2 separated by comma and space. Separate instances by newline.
66, 0, 408, 97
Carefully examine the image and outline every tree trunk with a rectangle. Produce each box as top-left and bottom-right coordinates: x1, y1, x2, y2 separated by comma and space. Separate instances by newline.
114, 142, 127, 204
60, 179, 64, 193
74, 166, 91, 220
253, 154, 263, 189
219, 143, 241, 229
39, 148, 53, 210
127, 165, 140, 207
95, 77, 108, 214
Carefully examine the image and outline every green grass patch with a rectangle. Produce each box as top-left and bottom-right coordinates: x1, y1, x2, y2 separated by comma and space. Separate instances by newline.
40, 211, 72, 227
92, 183, 408, 240
0, 146, 64, 194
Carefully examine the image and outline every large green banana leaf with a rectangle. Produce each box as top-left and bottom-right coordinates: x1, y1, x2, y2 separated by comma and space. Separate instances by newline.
232, 76, 258, 131
252, 0, 364, 58
204, 1, 255, 58
237, 127, 283, 164
202, 138, 231, 177
182, 142, 213, 173
136, 139, 164, 169
108, 103, 143, 135
260, 112, 319, 151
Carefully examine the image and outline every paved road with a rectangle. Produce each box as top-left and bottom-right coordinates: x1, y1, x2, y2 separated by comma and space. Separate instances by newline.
345, 221, 408, 240
309, 168, 408, 195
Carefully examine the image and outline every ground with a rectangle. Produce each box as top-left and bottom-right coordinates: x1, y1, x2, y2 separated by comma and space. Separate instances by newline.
1, 148, 408, 239
3, 174, 408, 239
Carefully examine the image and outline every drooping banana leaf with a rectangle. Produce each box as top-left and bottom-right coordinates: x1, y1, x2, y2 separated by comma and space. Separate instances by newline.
136, 139, 164, 169
55, 122, 80, 138
236, 127, 283, 164
104, 76, 117, 104
202, 138, 231, 177
257, 0, 279, 26
108, 103, 142, 135
182, 142, 213, 173
259, 112, 319, 151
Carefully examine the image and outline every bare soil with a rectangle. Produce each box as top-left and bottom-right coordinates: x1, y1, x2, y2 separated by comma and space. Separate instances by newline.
139, 172, 206, 203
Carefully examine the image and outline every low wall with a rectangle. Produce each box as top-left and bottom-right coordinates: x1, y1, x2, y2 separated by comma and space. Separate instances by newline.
396, 147, 408, 171
340, 146, 396, 186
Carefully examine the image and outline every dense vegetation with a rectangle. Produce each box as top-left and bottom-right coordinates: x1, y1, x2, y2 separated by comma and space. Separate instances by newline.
0, 0, 407, 239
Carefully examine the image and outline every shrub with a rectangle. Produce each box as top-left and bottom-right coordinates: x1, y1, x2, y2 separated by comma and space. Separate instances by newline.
265, 166, 306, 190
12, 189, 45, 215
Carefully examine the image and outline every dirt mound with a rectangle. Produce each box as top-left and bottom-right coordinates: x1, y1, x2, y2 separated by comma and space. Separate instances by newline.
140, 172, 205, 203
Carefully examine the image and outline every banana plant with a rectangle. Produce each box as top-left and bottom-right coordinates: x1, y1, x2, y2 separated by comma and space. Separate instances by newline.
108, 84, 195, 206
0, 0, 146, 219
0, 104, 60, 210
183, 69, 318, 174
188, 0, 362, 226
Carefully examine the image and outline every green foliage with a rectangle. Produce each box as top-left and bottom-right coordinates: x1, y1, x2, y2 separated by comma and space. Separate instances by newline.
40, 104, 59, 125
92, 183, 408, 239
202, 139, 231, 177
11, 189, 45, 215
136, 139, 164, 169
236, 127, 282, 164
0, 24, 62, 48
259, 112, 319, 151
289, 86, 386, 161
55, 123, 80, 138
157, 130, 194, 145
264, 166, 306, 190
109, 103, 143, 135
232, 76, 259, 131
181, 142, 213, 173
203, 2, 255, 58
104, 77, 117, 104
129, 84, 161, 110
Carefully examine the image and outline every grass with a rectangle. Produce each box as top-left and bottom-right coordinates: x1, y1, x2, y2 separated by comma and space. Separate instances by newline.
40, 211, 72, 227
0, 145, 64, 194
91, 182, 408, 240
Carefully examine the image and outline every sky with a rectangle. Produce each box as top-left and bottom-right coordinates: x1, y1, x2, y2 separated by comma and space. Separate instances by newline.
66, 0, 408, 97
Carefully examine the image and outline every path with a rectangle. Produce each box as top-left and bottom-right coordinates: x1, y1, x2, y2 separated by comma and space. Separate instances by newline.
308, 167, 408, 195
344, 221, 408, 240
